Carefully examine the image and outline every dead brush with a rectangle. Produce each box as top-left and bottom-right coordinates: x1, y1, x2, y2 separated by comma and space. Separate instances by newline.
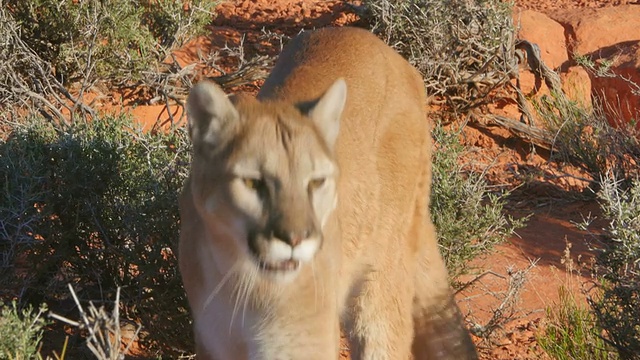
49, 285, 140, 360
0, 5, 97, 126
457, 260, 538, 348
364, 0, 518, 116
0, 0, 218, 127
535, 91, 640, 187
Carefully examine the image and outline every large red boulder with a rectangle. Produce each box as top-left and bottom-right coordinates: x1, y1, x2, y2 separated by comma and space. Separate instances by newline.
513, 9, 592, 108
550, 5, 640, 57
515, 9, 568, 70
515, 5, 640, 127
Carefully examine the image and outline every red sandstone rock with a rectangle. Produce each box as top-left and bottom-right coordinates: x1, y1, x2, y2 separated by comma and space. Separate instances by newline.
589, 41, 640, 128
517, 6, 640, 126
549, 5, 640, 56
514, 9, 569, 69
561, 66, 592, 108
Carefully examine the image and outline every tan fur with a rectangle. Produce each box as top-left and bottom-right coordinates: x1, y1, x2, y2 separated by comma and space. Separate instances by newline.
179, 27, 478, 360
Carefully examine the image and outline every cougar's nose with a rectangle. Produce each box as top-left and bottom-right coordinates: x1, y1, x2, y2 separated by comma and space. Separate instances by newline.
273, 228, 311, 247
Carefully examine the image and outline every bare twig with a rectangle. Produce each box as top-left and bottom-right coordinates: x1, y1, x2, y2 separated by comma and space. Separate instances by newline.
49, 285, 142, 360
455, 270, 507, 295
138, 36, 277, 131
0, 6, 97, 126
463, 260, 539, 345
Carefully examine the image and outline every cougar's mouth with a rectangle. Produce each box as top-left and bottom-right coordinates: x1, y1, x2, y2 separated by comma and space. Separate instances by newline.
258, 259, 300, 272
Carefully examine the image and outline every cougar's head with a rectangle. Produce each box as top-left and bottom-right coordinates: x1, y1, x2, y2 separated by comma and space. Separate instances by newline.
186, 79, 346, 282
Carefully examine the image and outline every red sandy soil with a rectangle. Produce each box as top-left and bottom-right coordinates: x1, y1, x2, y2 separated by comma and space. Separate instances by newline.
514, 0, 639, 13
41, 0, 633, 358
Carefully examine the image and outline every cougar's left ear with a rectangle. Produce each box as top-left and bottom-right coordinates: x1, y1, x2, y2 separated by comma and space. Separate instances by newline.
308, 78, 347, 151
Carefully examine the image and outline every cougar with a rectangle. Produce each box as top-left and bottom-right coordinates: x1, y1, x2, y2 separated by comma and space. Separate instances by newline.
179, 26, 478, 360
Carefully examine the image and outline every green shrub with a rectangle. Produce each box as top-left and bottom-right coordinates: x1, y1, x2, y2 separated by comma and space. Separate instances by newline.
538, 286, 615, 360
534, 56, 640, 360
365, 0, 517, 114
0, 301, 48, 360
0, 116, 192, 355
589, 176, 640, 359
431, 123, 526, 280
4, 0, 216, 83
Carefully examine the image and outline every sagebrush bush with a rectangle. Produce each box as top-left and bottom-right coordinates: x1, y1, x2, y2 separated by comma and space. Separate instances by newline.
533, 53, 640, 359
366, 0, 517, 114
589, 176, 640, 359
0, 116, 193, 355
0, 301, 48, 360
431, 123, 525, 280
3, 0, 216, 83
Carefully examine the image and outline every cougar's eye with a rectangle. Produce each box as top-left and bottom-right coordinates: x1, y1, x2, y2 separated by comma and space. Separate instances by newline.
242, 178, 266, 192
308, 178, 326, 191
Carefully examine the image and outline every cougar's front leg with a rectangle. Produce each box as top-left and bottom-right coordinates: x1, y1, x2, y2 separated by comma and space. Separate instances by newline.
344, 260, 416, 360
411, 221, 478, 360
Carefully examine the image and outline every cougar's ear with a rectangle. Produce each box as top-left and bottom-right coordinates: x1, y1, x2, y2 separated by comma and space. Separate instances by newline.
308, 78, 347, 150
186, 81, 239, 145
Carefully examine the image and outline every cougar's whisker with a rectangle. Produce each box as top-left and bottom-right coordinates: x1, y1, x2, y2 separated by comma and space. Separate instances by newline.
230, 268, 249, 333
203, 261, 241, 311
241, 263, 258, 327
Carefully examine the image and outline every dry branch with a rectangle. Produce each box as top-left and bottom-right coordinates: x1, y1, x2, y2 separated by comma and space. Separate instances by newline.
482, 114, 554, 151
138, 38, 276, 128
367, 0, 518, 114
516, 40, 562, 94
49, 285, 141, 360
0, 6, 96, 125
207, 54, 272, 88
464, 260, 539, 346
470, 40, 572, 150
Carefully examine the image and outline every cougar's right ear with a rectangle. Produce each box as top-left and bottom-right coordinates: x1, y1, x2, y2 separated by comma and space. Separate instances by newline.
308, 78, 347, 151
186, 81, 239, 145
